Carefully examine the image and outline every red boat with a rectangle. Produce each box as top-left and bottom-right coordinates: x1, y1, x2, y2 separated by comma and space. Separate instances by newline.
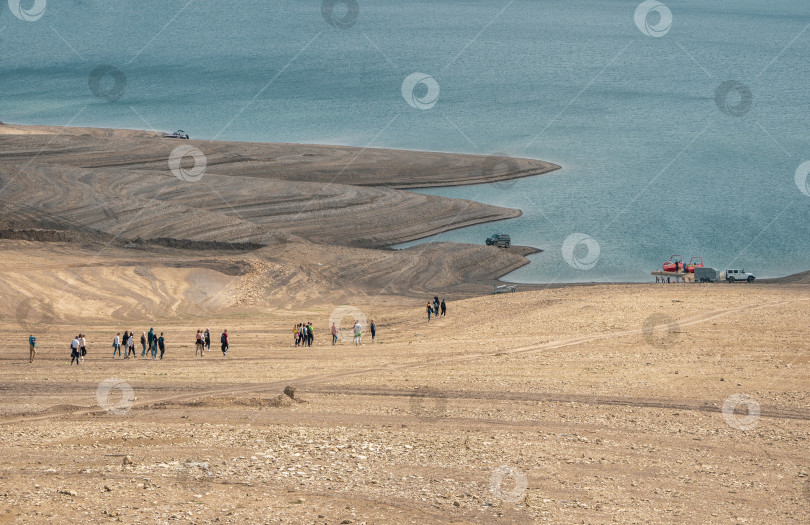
685, 256, 704, 273
662, 255, 683, 273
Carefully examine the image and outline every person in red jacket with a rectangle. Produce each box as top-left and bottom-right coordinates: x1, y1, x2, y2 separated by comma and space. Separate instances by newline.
220, 329, 229, 357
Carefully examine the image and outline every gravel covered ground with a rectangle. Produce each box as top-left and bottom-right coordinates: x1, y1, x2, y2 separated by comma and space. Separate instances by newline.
1, 283, 808, 524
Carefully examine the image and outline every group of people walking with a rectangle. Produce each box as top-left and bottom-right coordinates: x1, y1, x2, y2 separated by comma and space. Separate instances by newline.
327, 319, 376, 346
113, 328, 165, 360
295, 322, 314, 347
195, 329, 211, 356
27, 326, 232, 364
196, 328, 229, 356
426, 296, 447, 321
69, 334, 87, 365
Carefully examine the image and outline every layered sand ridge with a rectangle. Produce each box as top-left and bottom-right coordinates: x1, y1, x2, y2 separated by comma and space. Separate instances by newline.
0, 123, 556, 317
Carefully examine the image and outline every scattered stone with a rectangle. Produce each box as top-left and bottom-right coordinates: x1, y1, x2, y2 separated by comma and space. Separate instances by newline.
122, 456, 133, 466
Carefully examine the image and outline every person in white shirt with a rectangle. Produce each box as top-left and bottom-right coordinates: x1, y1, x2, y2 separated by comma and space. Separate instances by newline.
112, 333, 121, 358
70, 337, 81, 365
80, 334, 87, 361
353, 321, 362, 345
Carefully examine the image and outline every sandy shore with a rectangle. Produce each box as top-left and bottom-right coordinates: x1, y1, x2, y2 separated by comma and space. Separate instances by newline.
1, 123, 808, 524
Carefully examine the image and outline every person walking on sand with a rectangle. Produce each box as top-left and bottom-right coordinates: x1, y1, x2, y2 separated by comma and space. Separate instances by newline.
353, 320, 362, 345
80, 334, 87, 361
331, 322, 338, 346
140, 331, 147, 357
158, 332, 166, 359
28, 334, 36, 363
370, 320, 376, 343
221, 329, 229, 357
307, 322, 314, 347
147, 327, 155, 356
440, 299, 446, 317
195, 329, 204, 357
122, 331, 129, 358
426, 302, 432, 321
112, 333, 121, 358
204, 329, 211, 352
150, 332, 159, 359
126, 332, 136, 358
433, 296, 440, 316
70, 336, 81, 365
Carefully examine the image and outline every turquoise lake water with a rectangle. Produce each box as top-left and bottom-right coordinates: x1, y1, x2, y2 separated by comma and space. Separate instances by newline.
2, 0, 809, 282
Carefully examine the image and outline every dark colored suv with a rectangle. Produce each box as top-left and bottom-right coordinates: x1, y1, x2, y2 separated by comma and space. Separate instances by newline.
486, 234, 511, 248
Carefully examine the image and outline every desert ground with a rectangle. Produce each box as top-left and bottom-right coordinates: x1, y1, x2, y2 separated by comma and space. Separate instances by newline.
0, 279, 808, 524
0, 124, 808, 524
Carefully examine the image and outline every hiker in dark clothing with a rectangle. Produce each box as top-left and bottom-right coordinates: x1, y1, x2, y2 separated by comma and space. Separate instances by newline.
70, 336, 81, 365
221, 330, 229, 356
147, 328, 155, 357
370, 320, 376, 342
140, 332, 147, 356
440, 299, 446, 316
150, 333, 159, 359
122, 331, 129, 358
427, 302, 432, 321
204, 329, 211, 351
433, 296, 440, 316
158, 333, 166, 359
307, 322, 314, 347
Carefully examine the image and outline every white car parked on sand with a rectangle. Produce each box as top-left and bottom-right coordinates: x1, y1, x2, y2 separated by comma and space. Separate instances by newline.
725, 269, 756, 283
